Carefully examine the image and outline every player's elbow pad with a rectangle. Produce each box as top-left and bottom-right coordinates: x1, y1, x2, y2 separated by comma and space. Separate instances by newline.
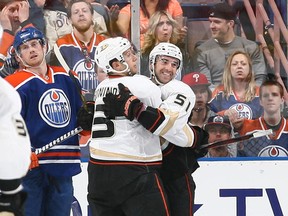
137, 106, 165, 133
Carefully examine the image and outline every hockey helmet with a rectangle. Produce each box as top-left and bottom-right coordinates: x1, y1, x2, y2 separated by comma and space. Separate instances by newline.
13, 27, 46, 54
149, 42, 182, 84
94, 37, 132, 74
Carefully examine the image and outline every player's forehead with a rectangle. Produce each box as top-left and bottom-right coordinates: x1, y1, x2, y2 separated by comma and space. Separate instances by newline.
157, 55, 178, 62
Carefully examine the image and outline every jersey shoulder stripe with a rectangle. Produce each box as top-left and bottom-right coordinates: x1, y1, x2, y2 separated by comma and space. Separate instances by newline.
5, 71, 35, 88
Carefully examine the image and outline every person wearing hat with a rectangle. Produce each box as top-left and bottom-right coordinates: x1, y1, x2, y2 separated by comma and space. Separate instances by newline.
192, 2, 267, 90
182, 72, 214, 128
204, 115, 235, 157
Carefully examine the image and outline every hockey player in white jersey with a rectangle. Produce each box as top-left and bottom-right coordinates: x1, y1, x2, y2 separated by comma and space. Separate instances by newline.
103, 42, 209, 216
0, 22, 31, 216
84, 37, 170, 216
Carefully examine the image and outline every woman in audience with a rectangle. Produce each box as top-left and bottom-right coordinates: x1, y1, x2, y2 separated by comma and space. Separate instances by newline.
117, 0, 185, 48
141, 10, 191, 78
209, 50, 264, 120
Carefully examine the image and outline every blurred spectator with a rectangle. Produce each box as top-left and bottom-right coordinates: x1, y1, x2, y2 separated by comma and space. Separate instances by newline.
44, 0, 107, 50
193, 2, 267, 90
209, 50, 263, 120
117, 0, 186, 47
141, 10, 192, 78
28, 0, 45, 33
230, 80, 288, 157
0, 0, 31, 77
182, 72, 214, 128
106, 0, 130, 10
204, 115, 235, 157
52, 0, 106, 92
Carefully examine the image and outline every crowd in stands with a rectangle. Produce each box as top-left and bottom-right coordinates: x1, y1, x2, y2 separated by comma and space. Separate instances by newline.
1, 0, 288, 215
1, 0, 288, 156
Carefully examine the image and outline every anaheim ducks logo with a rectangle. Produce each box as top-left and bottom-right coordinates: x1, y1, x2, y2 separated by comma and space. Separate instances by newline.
39, 88, 71, 127
99, 43, 108, 51
230, 103, 253, 119
258, 145, 288, 157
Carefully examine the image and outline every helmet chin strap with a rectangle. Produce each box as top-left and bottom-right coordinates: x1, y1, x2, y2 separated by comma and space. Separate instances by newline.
16, 48, 46, 69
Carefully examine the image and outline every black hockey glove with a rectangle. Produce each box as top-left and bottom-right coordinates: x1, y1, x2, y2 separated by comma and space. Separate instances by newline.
77, 101, 95, 131
0, 191, 27, 216
191, 126, 209, 158
103, 83, 144, 121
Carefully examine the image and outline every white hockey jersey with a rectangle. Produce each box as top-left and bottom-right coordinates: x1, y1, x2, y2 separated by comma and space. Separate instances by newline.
90, 75, 163, 162
0, 77, 30, 180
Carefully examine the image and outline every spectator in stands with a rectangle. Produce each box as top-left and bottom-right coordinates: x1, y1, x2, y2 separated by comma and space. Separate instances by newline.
44, 0, 107, 50
182, 72, 214, 128
117, 0, 186, 47
193, 2, 267, 90
209, 50, 263, 120
229, 80, 288, 157
52, 0, 106, 92
0, 0, 31, 77
204, 115, 235, 157
28, 0, 45, 33
141, 10, 192, 78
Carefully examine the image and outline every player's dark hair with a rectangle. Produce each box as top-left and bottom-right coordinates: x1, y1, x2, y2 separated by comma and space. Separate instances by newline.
260, 80, 284, 98
67, 0, 94, 18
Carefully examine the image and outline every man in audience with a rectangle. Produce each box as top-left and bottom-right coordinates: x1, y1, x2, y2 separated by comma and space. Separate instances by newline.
193, 2, 267, 90
204, 115, 235, 157
229, 80, 288, 157
0, 0, 31, 77
182, 72, 214, 128
53, 0, 106, 92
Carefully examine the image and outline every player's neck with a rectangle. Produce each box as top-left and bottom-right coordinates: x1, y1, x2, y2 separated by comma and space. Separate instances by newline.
26, 62, 48, 78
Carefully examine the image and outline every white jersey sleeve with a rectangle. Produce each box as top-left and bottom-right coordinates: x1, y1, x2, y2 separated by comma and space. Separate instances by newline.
0, 77, 31, 180
154, 79, 196, 147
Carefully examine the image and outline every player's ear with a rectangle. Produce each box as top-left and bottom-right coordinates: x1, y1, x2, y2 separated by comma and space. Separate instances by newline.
111, 61, 121, 70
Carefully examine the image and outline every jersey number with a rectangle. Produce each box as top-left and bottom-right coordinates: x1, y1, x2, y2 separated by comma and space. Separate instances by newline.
174, 94, 191, 112
14, 118, 27, 137
91, 104, 115, 138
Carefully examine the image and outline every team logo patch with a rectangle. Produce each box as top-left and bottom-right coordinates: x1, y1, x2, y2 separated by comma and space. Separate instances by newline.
230, 103, 253, 119
258, 145, 288, 157
74, 60, 97, 91
39, 89, 71, 128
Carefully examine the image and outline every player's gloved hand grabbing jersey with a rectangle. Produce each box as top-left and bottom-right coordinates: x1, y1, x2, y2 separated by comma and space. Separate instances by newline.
103, 83, 165, 133
190, 126, 209, 157
103, 83, 144, 121
77, 101, 95, 131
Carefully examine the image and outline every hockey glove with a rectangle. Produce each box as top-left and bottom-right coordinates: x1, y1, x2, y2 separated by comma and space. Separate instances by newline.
103, 83, 144, 121
77, 101, 95, 131
0, 191, 27, 216
29, 152, 39, 170
191, 126, 209, 158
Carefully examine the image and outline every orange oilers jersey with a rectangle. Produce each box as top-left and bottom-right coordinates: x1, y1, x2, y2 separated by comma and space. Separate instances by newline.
237, 117, 288, 157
